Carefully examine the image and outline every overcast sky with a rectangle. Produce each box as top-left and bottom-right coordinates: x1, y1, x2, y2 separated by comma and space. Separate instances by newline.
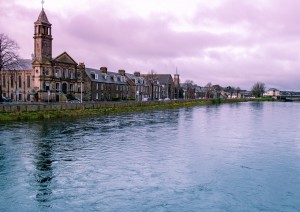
1, 0, 300, 90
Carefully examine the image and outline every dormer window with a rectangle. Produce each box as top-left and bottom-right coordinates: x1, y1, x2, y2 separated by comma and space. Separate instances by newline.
103, 74, 107, 80
95, 74, 99, 80
91, 72, 96, 79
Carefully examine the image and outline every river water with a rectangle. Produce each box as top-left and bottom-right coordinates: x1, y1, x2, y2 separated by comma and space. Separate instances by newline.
1, 102, 300, 211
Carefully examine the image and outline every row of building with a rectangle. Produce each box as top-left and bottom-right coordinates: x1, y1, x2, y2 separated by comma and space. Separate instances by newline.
0, 8, 181, 103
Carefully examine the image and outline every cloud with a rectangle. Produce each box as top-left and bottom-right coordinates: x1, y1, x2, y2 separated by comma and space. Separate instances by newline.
2, 0, 300, 90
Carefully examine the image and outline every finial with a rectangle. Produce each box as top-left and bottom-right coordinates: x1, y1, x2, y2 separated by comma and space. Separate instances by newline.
41, 0, 45, 9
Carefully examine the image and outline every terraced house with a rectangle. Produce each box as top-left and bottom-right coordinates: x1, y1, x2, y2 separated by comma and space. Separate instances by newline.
84, 67, 129, 101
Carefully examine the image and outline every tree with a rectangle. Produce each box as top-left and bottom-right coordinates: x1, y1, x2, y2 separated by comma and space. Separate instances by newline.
0, 33, 21, 95
144, 70, 158, 100
183, 80, 195, 99
205, 82, 214, 99
251, 82, 265, 98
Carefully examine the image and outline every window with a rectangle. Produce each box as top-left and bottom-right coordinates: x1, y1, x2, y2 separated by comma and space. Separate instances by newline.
18, 75, 22, 88
101, 83, 104, 90
70, 71, 74, 79
96, 93, 99, 100
91, 72, 96, 79
3, 76, 6, 88
27, 76, 30, 88
18, 94, 22, 101
70, 84, 74, 92
63, 69, 67, 79
78, 84, 81, 93
11, 76, 14, 88
95, 74, 99, 80
27, 94, 30, 101
56, 83, 60, 92
45, 82, 50, 91
96, 83, 99, 90
55, 69, 60, 78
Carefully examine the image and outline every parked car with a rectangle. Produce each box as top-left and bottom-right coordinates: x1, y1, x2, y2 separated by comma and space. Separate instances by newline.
163, 98, 170, 101
0, 97, 12, 103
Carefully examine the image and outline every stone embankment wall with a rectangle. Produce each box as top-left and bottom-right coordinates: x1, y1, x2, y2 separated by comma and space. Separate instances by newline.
0, 100, 184, 113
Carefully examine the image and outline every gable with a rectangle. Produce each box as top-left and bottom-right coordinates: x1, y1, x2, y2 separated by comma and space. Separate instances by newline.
53, 52, 78, 65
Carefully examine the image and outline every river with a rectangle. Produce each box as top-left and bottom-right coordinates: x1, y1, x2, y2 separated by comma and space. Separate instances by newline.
1, 102, 300, 211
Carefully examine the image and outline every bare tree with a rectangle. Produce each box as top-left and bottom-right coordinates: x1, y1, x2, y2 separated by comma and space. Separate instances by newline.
0, 33, 21, 95
205, 82, 214, 99
143, 70, 158, 100
183, 80, 195, 99
251, 82, 265, 98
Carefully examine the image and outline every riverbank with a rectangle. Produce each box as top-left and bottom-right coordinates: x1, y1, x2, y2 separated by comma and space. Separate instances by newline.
0, 98, 266, 122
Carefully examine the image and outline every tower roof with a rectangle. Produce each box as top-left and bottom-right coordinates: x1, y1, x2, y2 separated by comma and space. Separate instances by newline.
35, 8, 51, 25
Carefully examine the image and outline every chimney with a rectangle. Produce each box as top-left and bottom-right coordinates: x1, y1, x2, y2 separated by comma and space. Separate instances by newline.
118, 69, 126, 76
134, 72, 140, 77
79, 62, 85, 68
100, 67, 107, 74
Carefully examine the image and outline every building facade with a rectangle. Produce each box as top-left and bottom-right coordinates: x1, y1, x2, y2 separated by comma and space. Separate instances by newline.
1, 8, 84, 102
83, 67, 129, 101
32, 8, 84, 102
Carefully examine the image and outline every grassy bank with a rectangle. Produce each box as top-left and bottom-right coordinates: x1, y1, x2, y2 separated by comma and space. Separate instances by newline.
0, 98, 265, 122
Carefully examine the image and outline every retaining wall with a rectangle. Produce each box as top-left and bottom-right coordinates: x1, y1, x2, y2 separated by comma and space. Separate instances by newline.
0, 100, 187, 113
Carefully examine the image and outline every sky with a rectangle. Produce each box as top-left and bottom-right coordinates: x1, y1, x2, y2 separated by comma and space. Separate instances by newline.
1, 0, 300, 90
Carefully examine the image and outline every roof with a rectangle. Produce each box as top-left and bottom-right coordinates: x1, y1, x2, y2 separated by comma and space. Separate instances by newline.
53, 52, 78, 65
35, 8, 51, 25
85, 68, 128, 85
2, 59, 32, 71
19, 59, 32, 70
125, 73, 146, 86
267, 88, 280, 91
156, 74, 173, 84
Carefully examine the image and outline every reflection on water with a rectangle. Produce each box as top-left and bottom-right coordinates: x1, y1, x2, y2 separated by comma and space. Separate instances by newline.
1, 102, 300, 211
34, 123, 54, 205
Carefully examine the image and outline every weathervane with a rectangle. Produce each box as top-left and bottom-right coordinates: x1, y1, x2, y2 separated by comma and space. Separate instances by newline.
41, 0, 45, 8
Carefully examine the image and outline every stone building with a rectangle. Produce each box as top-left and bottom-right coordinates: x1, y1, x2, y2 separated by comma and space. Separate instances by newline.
32, 8, 84, 102
156, 74, 175, 99
83, 67, 129, 101
1, 7, 84, 102
0, 60, 34, 101
125, 72, 149, 101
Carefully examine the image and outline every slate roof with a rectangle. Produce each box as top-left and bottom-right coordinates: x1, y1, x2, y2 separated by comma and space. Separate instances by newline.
2, 59, 32, 71
20, 59, 33, 70
156, 74, 173, 84
35, 8, 51, 25
125, 73, 146, 86
85, 68, 128, 85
